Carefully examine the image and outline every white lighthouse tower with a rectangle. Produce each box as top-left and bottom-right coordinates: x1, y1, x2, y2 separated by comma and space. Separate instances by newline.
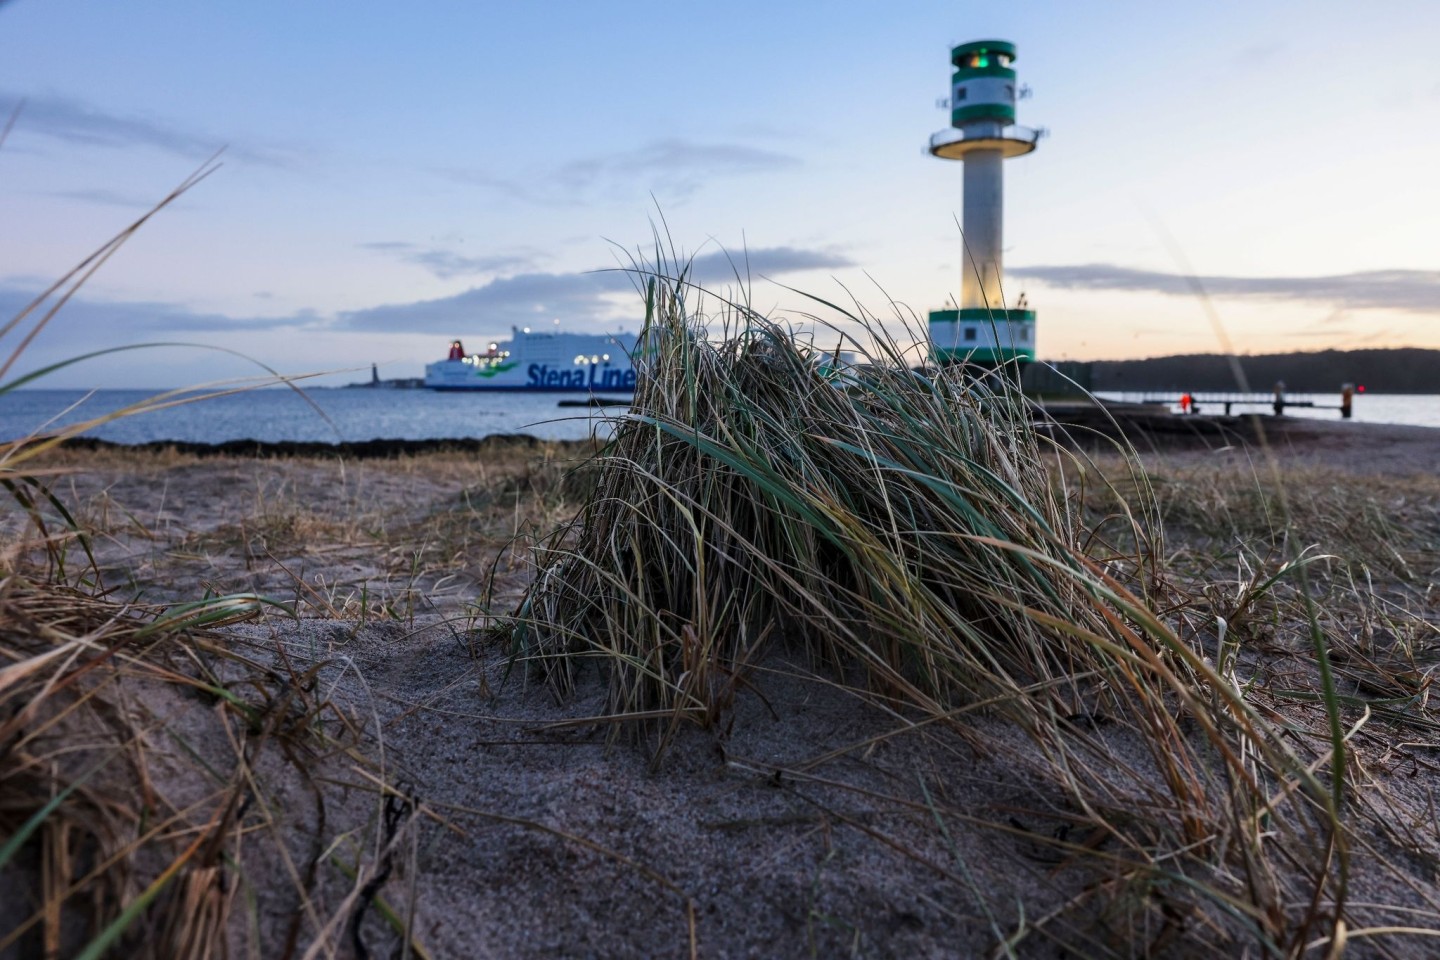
927, 39, 1040, 369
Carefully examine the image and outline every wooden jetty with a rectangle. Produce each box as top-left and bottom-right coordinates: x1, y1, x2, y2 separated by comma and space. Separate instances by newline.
1136, 385, 1355, 418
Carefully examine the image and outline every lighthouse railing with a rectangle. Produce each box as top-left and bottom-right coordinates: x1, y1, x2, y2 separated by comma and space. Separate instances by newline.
929, 125, 1040, 152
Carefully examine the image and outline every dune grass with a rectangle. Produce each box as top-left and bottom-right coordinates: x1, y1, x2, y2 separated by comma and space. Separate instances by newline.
508, 267, 1440, 954
11, 370, 1440, 954
0, 162, 447, 958
6, 191, 1440, 953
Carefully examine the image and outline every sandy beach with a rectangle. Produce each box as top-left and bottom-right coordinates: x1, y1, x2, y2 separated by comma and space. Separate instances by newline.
5, 416, 1440, 958
8, 0, 1439, 954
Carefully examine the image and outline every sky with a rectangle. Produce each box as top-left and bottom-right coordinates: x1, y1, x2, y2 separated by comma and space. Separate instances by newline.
2, 0, 1438, 388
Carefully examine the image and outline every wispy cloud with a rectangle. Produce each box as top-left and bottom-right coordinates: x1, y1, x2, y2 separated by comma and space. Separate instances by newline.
0, 284, 312, 339
1009, 264, 1440, 313
48, 187, 171, 209
0, 245, 852, 345
337, 245, 852, 334
1229, 40, 1283, 68
1, 92, 296, 167
358, 241, 537, 280
337, 270, 633, 334
442, 137, 801, 204
684, 245, 854, 283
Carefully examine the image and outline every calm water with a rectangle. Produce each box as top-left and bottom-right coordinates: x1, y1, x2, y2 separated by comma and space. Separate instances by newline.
0, 388, 620, 444
3, 388, 1439, 445
1094, 392, 1440, 430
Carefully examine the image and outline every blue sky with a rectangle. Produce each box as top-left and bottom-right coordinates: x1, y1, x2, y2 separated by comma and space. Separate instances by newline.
3, 0, 1438, 387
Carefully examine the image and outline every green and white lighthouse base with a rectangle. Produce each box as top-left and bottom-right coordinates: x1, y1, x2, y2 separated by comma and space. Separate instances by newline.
928, 308, 1036, 366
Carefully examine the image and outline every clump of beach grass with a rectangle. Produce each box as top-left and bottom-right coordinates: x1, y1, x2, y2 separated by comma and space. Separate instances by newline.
0, 159, 433, 958
507, 266, 1433, 953
518, 277, 1174, 728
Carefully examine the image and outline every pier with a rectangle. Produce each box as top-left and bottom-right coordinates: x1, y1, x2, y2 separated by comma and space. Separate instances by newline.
1129, 385, 1356, 418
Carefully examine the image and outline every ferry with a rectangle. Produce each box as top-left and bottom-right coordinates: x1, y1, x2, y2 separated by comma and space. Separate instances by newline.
424, 327, 639, 392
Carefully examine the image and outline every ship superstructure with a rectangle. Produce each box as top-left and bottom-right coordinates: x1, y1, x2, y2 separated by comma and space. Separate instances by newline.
424, 327, 639, 391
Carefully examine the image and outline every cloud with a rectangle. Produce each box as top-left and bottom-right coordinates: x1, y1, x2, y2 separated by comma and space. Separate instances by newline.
1, 92, 295, 167
358, 242, 537, 280
0, 245, 853, 348
49, 187, 169, 209
1229, 40, 1282, 67
685, 245, 853, 283
442, 137, 800, 204
1347, 327, 1396, 345
1009, 264, 1440, 313
338, 245, 852, 334
337, 271, 632, 334
0, 283, 311, 340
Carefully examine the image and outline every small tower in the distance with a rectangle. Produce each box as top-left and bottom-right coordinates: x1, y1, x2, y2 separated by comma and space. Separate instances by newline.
927, 39, 1040, 369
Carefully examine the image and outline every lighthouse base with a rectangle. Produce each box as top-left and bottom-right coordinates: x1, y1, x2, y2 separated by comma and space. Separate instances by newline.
928, 307, 1036, 366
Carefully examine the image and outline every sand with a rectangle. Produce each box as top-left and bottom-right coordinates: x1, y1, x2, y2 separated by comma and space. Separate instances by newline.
6, 417, 1440, 958
1144, 416, 1440, 475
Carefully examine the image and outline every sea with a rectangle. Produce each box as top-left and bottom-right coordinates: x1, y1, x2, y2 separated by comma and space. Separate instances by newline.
0, 388, 618, 445
1092, 392, 1440, 430
3, 388, 1440, 445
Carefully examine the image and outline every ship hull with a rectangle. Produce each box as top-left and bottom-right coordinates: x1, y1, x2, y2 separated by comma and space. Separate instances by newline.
424, 330, 638, 392
424, 362, 637, 392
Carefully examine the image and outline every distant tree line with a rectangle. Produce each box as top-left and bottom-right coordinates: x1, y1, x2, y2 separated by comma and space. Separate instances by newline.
1080, 348, 1440, 394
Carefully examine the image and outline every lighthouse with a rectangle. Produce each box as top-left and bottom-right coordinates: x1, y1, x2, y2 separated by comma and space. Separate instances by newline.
927, 39, 1040, 369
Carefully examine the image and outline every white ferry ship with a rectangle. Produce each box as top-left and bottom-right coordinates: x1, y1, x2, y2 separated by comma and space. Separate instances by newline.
424, 327, 639, 392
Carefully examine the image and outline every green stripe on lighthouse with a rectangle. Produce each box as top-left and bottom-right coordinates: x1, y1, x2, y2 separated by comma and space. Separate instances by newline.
952, 103, 1016, 124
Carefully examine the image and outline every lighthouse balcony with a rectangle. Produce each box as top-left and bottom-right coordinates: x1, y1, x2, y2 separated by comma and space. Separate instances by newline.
929, 125, 1039, 160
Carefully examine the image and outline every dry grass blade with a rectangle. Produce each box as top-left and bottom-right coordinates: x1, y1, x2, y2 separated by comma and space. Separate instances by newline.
0, 150, 438, 957
0, 98, 22, 153
0, 156, 221, 383
504, 263, 1422, 954
0, 572, 434, 959
0, 578, 241, 957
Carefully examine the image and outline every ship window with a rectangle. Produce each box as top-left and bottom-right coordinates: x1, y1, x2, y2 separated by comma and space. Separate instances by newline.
954, 88, 967, 101
963, 327, 977, 342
